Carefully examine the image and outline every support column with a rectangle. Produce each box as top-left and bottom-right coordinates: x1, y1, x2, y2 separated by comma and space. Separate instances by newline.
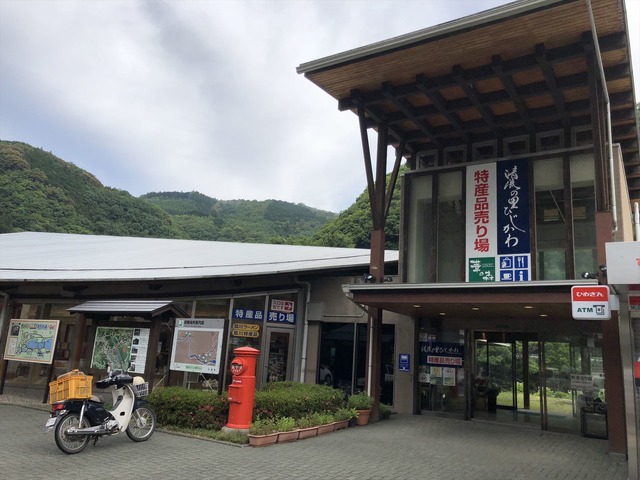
597, 211, 626, 455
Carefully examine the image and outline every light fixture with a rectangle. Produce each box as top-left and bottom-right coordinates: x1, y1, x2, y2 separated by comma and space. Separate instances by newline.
599, 265, 607, 276
581, 271, 598, 279
383, 276, 394, 283
524, 305, 533, 309
439, 312, 446, 316
363, 274, 376, 283
471, 307, 480, 311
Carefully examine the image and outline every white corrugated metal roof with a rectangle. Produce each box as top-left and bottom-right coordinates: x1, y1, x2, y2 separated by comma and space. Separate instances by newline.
68, 300, 187, 316
0, 232, 398, 282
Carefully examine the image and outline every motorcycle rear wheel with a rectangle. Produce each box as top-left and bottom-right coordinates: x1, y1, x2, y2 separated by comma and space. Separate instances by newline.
126, 406, 156, 442
54, 413, 91, 454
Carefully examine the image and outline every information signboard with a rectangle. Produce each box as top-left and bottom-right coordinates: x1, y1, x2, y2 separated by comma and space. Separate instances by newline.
3, 319, 60, 364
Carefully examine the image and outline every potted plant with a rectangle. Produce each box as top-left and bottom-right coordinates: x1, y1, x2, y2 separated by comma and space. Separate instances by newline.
248, 418, 279, 447
313, 412, 336, 434
486, 381, 501, 413
333, 407, 357, 430
379, 403, 392, 420
275, 416, 299, 443
348, 392, 374, 425
296, 415, 319, 439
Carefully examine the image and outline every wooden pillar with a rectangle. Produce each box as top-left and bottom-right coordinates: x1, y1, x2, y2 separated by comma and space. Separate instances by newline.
596, 211, 626, 455
146, 318, 162, 393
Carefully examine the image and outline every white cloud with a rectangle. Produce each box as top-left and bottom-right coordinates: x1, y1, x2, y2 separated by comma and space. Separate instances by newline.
1, 0, 637, 213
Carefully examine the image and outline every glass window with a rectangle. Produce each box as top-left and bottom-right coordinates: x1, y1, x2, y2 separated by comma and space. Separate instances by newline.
534, 158, 566, 279
225, 296, 266, 388
407, 175, 433, 283
194, 299, 228, 318
437, 171, 464, 282
571, 155, 597, 279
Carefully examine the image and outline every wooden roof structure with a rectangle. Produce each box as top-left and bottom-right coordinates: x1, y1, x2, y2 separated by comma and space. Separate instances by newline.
298, 0, 639, 205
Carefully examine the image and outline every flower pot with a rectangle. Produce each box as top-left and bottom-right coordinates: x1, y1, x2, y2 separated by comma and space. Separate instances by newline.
277, 430, 299, 443
298, 426, 318, 439
317, 423, 335, 435
333, 420, 349, 431
248, 433, 278, 447
356, 409, 371, 426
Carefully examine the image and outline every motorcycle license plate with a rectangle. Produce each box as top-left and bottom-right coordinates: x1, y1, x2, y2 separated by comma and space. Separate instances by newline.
45, 417, 55, 428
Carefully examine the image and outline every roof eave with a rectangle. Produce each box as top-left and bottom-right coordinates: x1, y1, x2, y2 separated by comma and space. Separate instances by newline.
296, 0, 565, 75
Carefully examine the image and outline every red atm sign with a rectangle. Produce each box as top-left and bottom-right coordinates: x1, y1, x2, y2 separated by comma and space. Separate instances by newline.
571, 286, 610, 320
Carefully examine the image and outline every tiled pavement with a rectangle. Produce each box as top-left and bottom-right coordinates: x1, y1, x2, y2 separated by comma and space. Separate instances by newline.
0, 403, 628, 480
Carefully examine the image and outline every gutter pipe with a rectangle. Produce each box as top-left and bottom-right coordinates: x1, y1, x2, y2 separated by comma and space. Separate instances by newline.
586, 0, 618, 234
295, 278, 311, 383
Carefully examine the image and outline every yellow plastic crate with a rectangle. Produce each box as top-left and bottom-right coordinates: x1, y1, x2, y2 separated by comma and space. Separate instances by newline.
49, 370, 93, 404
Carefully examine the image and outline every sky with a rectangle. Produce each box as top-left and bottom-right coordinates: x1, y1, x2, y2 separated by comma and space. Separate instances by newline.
1, 0, 638, 213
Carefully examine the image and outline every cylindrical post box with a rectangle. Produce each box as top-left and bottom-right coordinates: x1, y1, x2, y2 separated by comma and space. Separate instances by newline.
225, 346, 260, 431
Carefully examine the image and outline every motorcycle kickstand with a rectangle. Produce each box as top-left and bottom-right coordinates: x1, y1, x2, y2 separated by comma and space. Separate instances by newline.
91, 436, 99, 446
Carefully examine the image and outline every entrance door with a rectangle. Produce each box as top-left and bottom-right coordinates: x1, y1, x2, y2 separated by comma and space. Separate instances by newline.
262, 328, 293, 383
542, 338, 584, 435
474, 332, 542, 426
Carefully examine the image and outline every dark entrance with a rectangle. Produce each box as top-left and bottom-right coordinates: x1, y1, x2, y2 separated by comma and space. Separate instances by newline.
319, 322, 394, 405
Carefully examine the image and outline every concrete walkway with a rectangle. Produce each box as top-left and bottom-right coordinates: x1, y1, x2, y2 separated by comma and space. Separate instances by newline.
0, 400, 628, 480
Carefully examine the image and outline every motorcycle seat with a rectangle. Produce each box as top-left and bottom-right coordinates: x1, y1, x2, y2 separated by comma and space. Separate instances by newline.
90, 395, 104, 403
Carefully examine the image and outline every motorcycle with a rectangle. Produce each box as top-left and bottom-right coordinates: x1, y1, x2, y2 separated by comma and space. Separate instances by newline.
45, 367, 156, 454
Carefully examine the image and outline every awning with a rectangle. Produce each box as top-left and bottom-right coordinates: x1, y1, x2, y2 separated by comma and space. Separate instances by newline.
68, 300, 188, 318
348, 279, 599, 319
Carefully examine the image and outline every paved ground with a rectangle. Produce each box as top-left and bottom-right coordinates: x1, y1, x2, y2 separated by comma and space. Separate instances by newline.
0, 400, 628, 480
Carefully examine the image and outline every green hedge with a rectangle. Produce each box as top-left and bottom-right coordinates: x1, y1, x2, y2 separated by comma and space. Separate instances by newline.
148, 387, 229, 430
148, 382, 345, 430
254, 381, 344, 419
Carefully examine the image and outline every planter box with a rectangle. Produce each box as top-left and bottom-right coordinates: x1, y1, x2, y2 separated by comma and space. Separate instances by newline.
277, 430, 299, 443
298, 426, 318, 439
248, 433, 278, 447
333, 420, 349, 431
317, 423, 335, 435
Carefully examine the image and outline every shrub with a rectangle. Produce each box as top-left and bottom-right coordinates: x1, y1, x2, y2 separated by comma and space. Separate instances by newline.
249, 418, 278, 435
348, 391, 373, 410
148, 387, 228, 430
379, 403, 392, 420
334, 407, 358, 421
253, 382, 344, 420
276, 416, 296, 432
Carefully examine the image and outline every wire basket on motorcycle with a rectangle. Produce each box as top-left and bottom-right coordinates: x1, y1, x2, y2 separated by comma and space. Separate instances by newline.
134, 382, 149, 397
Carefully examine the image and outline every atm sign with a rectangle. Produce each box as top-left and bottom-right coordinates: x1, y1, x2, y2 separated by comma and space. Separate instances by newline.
571, 286, 610, 320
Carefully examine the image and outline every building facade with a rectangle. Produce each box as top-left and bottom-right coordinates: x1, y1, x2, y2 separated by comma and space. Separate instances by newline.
297, 0, 639, 470
0, 233, 405, 408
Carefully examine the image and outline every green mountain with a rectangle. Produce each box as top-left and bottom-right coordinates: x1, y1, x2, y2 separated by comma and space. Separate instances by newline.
140, 192, 336, 243
0, 141, 184, 238
0, 140, 402, 247
0, 141, 337, 243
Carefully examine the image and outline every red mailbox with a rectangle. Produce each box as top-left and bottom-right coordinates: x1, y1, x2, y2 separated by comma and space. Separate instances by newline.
225, 346, 259, 431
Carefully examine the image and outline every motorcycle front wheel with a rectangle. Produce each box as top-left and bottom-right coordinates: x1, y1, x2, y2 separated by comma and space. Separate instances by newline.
54, 413, 90, 454
126, 406, 156, 442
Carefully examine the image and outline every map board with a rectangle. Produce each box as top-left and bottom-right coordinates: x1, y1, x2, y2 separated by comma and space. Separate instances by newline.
3, 319, 60, 364
170, 318, 224, 374
91, 326, 150, 373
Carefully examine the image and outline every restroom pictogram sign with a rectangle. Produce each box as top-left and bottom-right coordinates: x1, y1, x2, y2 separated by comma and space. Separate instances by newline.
571, 285, 610, 320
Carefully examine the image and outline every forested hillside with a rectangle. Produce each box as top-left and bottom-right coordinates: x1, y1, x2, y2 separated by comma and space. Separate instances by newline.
141, 192, 336, 243
0, 140, 402, 248
0, 141, 183, 238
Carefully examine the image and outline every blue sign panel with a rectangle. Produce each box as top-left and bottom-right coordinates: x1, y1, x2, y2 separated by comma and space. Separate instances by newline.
496, 158, 530, 255
266, 311, 296, 325
398, 353, 410, 372
498, 254, 530, 282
